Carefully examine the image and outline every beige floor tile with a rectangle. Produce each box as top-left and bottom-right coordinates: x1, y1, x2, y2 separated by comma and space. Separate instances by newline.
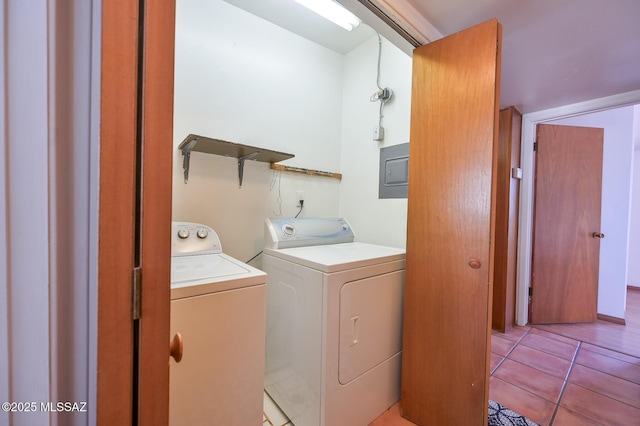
509, 344, 572, 380
490, 352, 504, 374
493, 359, 565, 403
552, 406, 601, 425
529, 327, 580, 347
575, 348, 640, 384
560, 383, 640, 426
492, 334, 517, 356
369, 403, 416, 426
489, 376, 556, 426
492, 325, 530, 343
521, 331, 579, 360
263, 391, 290, 426
568, 363, 640, 408
580, 342, 640, 366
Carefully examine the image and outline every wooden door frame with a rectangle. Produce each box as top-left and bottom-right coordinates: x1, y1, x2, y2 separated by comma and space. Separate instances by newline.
97, 0, 175, 424
516, 89, 640, 326
137, 1, 175, 424
97, 1, 139, 422
492, 106, 522, 332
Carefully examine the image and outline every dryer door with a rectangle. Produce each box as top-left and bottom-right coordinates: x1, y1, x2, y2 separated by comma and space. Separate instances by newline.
339, 270, 405, 384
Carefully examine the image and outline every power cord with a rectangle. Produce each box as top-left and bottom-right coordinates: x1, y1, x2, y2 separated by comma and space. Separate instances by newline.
247, 201, 303, 263
294, 200, 304, 218
370, 33, 393, 141
246, 250, 262, 264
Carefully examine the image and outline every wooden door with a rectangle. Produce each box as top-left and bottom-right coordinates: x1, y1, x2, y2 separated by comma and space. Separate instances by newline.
530, 124, 604, 324
401, 19, 501, 425
98, 1, 175, 424
492, 107, 522, 332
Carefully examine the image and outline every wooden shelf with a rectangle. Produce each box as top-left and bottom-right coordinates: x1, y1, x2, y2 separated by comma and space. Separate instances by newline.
178, 134, 294, 186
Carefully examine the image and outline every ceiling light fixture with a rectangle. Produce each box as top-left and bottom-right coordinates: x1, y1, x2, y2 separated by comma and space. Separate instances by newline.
293, 0, 361, 31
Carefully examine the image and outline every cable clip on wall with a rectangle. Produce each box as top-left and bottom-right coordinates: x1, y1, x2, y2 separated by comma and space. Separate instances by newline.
270, 164, 342, 180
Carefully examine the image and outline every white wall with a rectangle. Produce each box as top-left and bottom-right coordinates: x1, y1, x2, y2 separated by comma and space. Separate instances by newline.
173, 0, 413, 264
173, 0, 346, 264
628, 105, 640, 286
550, 106, 635, 319
339, 35, 412, 248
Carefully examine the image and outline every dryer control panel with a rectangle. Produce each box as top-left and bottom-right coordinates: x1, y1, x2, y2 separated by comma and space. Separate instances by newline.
172, 222, 222, 255
264, 217, 355, 249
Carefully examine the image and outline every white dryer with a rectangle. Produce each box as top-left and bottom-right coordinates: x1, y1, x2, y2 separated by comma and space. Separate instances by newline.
263, 218, 405, 426
170, 222, 266, 426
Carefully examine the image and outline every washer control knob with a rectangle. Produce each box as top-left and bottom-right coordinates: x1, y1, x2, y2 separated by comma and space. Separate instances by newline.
282, 224, 295, 236
177, 228, 190, 239
197, 228, 208, 239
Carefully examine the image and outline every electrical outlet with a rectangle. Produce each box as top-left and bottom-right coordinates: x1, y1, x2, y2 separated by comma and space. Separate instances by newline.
373, 125, 384, 141
296, 190, 304, 206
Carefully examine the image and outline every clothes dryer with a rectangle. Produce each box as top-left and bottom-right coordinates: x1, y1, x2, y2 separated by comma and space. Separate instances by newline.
263, 218, 405, 426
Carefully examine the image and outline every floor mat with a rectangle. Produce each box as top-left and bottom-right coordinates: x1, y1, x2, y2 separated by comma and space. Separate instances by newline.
488, 400, 539, 426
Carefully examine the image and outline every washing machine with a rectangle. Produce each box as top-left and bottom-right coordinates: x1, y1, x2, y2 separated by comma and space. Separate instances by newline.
262, 217, 406, 426
169, 221, 266, 426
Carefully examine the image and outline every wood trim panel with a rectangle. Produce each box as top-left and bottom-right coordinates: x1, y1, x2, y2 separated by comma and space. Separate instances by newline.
137, 1, 176, 424
492, 107, 522, 332
401, 19, 501, 425
596, 313, 626, 325
97, 0, 139, 423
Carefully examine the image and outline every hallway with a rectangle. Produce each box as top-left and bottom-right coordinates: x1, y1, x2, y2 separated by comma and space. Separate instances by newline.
490, 289, 640, 425
371, 289, 640, 425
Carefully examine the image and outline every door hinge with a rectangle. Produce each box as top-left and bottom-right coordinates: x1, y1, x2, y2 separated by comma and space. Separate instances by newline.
533, 141, 538, 151
133, 266, 142, 320
528, 286, 533, 297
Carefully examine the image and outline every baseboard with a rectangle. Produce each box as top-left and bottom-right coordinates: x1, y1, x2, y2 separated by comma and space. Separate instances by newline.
597, 313, 626, 325
628, 285, 640, 292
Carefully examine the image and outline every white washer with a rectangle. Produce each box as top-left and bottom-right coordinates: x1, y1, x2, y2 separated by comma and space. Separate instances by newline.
169, 222, 266, 426
263, 218, 405, 426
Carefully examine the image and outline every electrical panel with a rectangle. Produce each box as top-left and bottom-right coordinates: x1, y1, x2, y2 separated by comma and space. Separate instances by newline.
379, 143, 409, 199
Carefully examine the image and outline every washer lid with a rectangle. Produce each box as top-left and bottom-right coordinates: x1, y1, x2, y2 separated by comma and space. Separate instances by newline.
171, 253, 266, 299
171, 253, 251, 283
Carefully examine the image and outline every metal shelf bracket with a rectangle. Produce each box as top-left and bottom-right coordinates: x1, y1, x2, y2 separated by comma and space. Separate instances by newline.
238, 152, 259, 187
181, 137, 197, 183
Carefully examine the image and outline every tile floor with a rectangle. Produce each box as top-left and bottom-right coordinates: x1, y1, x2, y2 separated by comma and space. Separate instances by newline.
489, 325, 640, 426
370, 325, 640, 426
264, 314, 640, 425
263, 391, 292, 426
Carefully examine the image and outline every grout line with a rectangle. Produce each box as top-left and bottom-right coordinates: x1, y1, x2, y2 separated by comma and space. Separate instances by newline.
491, 328, 532, 375
263, 412, 274, 426
548, 341, 582, 425
565, 340, 581, 381
506, 327, 531, 357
